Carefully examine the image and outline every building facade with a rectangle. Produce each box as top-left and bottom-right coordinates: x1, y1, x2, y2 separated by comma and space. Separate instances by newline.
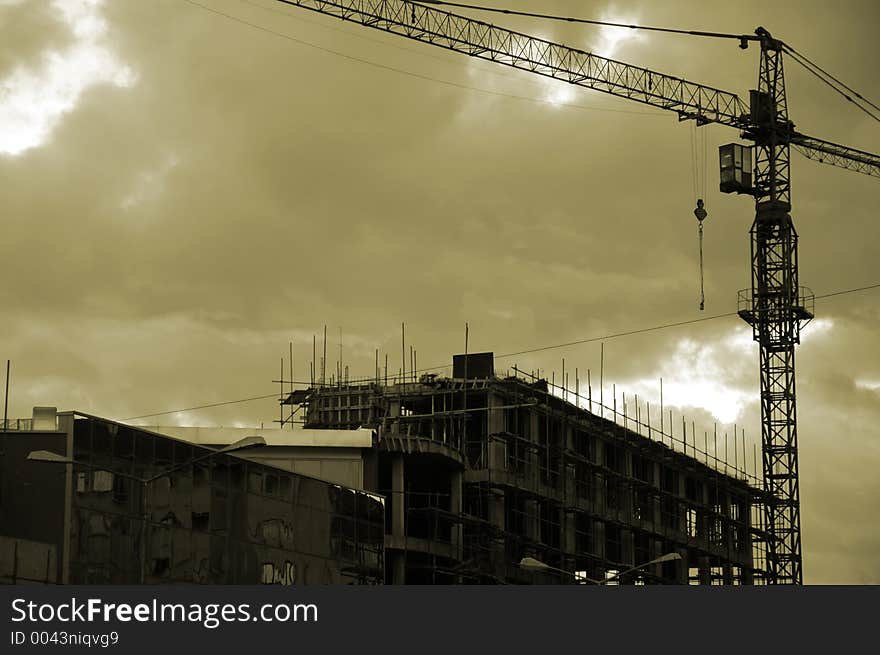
291, 352, 768, 585
0, 411, 384, 585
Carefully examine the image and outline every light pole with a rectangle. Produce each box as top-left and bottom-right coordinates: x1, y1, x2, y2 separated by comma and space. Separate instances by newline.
519, 553, 682, 585
27, 435, 265, 583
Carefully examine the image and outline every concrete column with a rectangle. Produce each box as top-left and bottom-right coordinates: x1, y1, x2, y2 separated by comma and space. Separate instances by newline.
488, 488, 506, 579
564, 511, 577, 561
592, 520, 606, 560
650, 538, 664, 582
487, 392, 504, 435
488, 488, 505, 530
676, 469, 687, 539
740, 496, 755, 584
450, 468, 463, 559
701, 481, 711, 549
723, 563, 734, 586
488, 437, 507, 472
621, 529, 635, 568
528, 451, 540, 492
698, 555, 712, 586
528, 410, 540, 491
651, 496, 663, 533
676, 547, 689, 584
564, 462, 576, 506
621, 452, 633, 522
58, 412, 75, 586
391, 454, 405, 539
651, 462, 663, 532
388, 399, 401, 437
722, 490, 733, 557
563, 427, 575, 502
524, 499, 540, 545
593, 439, 605, 513
391, 453, 406, 584
676, 469, 687, 497
392, 552, 406, 585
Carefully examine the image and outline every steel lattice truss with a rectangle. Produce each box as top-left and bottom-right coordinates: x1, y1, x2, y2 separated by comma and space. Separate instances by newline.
744, 206, 807, 585
791, 136, 880, 178
281, 0, 749, 125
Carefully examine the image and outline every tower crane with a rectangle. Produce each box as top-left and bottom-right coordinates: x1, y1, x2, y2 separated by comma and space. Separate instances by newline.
273, 0, 880, 584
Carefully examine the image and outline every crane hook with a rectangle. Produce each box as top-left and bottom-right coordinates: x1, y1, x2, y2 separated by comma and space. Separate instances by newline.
694, 198, 707, 223
694, 199, 707, 311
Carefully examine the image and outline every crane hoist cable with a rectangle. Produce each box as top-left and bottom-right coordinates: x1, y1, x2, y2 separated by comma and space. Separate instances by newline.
690, 123, 708, 311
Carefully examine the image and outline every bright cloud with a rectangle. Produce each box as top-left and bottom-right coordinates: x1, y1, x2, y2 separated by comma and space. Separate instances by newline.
619, 319, 836, 424
594, 6, 646, 59
801, 317, 834, 342
543, 82, 576, 107
627, 330, 755, 424
0, 0, 135, 156
120, 153, 180, 210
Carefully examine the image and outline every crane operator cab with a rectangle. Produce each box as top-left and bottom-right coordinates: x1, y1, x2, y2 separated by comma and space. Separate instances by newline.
719, 143, 753, 194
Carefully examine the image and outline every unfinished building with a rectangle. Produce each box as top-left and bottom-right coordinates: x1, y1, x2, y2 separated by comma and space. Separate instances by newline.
287, 352, 768, 585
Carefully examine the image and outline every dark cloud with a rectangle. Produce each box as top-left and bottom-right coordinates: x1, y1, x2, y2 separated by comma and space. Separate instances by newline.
1, 0, 878, 582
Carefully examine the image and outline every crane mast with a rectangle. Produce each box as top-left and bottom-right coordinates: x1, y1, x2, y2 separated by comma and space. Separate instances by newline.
275, 0, 880, 584
738, 30, 808, 585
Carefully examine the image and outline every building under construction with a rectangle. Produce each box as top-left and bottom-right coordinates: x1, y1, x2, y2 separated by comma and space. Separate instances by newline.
286, 351, 768, 585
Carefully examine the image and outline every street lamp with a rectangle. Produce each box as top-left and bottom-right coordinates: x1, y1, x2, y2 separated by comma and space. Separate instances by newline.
27, 435, 266, 583
519, 552, 682, 585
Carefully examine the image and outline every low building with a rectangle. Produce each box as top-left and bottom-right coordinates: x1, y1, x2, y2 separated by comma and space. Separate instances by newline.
0, 410, 384, 585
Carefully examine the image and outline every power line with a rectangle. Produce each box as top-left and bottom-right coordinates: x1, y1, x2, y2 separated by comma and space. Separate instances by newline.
124, 394, 279, 420
180, 0, 662, 117
783, 44, 880, 114
496, 311, 737, 360
783, 46, 880, 123
122, 281, 880, 420
415, 1, 759, 44
496, 282, 880, 360
815, 282, 880, 300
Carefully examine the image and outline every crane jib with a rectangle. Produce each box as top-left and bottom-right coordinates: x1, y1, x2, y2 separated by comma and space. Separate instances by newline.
278, 0, 749, 126
277, 1, 879, 178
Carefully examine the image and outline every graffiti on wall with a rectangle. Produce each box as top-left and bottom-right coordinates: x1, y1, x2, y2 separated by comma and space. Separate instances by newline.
261, 560, 296, 585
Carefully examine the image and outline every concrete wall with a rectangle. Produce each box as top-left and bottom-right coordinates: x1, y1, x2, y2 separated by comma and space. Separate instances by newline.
244, 447, 365, 490
0, 535, 57, 584
0, 431, 68, 583
144, 425, 372, 489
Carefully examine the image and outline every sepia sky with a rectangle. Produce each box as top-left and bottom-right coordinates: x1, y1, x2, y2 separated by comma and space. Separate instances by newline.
1, 0, 878, 583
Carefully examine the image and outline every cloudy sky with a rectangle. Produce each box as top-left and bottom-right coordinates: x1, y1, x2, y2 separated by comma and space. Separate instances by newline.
2, 0, 878, 583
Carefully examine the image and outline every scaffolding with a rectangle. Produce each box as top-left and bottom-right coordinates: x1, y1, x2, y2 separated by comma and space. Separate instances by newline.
283, 352, 769, 585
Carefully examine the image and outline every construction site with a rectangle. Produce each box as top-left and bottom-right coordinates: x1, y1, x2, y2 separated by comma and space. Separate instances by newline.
283, 351, 766, 584
2, 0, 877, 591
254, 0, 879, 587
